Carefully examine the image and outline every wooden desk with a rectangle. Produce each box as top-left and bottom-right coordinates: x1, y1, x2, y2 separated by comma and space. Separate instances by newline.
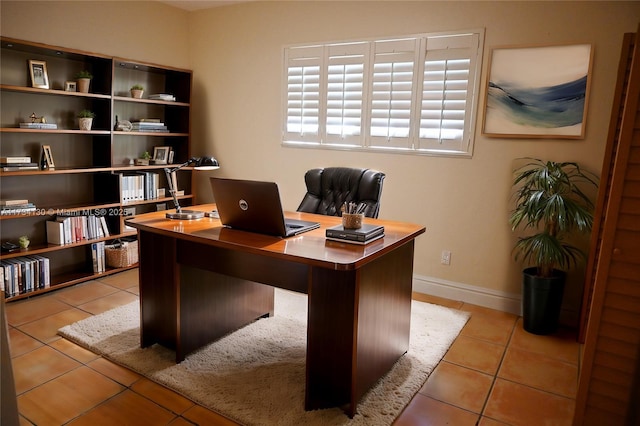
126, 204, 425, 416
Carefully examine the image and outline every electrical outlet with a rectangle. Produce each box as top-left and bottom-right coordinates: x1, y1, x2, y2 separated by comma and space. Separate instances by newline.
441, 250, 451, 265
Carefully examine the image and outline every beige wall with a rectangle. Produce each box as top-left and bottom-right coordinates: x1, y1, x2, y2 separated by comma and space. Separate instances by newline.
188, 1, 639, 321
2, 1, 639, 320
0, 1, 190, 68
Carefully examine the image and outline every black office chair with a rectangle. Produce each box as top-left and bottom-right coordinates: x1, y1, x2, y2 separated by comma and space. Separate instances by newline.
296, 167, 385, 218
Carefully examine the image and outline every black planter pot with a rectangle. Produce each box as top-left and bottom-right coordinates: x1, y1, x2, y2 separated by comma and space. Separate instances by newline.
522, 267, 566, 335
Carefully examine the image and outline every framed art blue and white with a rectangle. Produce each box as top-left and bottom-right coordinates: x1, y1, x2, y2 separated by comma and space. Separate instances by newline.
482, 43, 593, 139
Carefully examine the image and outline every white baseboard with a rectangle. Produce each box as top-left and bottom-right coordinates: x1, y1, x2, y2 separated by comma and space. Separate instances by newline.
412, 274, 522, 315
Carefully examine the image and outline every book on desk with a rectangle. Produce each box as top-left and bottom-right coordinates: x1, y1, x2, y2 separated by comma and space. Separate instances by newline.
325, 223, 385, 244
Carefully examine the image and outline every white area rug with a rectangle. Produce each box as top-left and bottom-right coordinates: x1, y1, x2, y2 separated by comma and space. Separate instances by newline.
59, 289, 469, 426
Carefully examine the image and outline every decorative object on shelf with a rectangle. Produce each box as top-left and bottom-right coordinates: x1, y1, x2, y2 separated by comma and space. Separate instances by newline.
77, 109, 95, 131
41, 145, 55, 170
17, 236, 30, 249
64, 81, 76, 92
165, 156, 220, 220
483, 43, 593, 139
30, 112, 45, 123
28, 60, 49, 89
130, 84, 144, 99
135, 151, 151, 166
115, 119, 133, 131
510, 158, 598, 334
20, 112, 57, 130
105, 239, 138, 268
75, 70, 93, 93
152, 146, 171, 165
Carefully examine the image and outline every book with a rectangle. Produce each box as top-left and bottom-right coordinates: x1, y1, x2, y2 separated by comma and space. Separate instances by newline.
46, 220, 65, 245
148, 94, 176, 101
325, 223, 385, 243
0, 156, 31, 163
0, 199, 29, 206
19, 122, 58, 129
326, 233, 385, 245
0, 203, 37, 215
2, 165, 40, 171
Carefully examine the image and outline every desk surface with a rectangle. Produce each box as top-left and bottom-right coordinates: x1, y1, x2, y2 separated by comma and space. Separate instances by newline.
125, 204, 425, 270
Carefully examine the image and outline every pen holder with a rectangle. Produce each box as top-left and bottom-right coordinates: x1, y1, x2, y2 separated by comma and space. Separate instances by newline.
342, 213, 364, 229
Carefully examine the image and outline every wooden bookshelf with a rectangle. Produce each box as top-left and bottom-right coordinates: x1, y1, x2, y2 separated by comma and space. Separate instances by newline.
0, 36, 193, 301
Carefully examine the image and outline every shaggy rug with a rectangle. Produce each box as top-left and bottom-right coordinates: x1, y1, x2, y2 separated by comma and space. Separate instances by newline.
59, 289, 469, 426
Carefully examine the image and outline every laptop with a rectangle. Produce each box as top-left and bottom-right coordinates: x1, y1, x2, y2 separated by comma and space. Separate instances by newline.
209, 177, 320, 237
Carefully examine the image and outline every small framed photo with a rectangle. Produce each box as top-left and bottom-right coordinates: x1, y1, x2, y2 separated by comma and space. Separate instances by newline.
64, 81, 77, 92
29, 60, 49, 89
42, 145, 55, 169
152, 146, 171, 164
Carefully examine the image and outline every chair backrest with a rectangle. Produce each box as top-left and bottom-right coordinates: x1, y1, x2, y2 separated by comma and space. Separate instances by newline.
296, 167, 385, 218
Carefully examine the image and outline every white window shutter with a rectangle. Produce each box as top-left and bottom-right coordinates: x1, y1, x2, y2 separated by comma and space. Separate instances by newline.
324, 42, 368, 146
284, 45, 323, 144
368, 38, 419, 149
417, 33, 480, 154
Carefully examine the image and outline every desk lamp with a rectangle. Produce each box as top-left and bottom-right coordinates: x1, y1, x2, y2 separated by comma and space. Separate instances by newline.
165, 156, 220, 220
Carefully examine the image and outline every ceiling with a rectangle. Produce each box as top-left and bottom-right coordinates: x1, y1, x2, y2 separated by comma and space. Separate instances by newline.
159, 0, 247, 11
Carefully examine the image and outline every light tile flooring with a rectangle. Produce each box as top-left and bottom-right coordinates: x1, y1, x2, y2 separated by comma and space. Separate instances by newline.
5, 269, 581, 425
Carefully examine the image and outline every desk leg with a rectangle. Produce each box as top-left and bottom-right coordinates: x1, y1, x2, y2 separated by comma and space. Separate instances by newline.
138, 231, 179, 352
138, 231, 274, 362
306, 241, 414, 416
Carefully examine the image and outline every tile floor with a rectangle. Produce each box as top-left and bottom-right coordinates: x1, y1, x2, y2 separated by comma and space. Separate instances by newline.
5, 269, 581, 425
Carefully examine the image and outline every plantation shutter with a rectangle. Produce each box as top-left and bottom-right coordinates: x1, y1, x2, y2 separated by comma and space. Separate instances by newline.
417, 33, 480, 154
369, 38, 419, 149
284, 45, 323, 144
324, 42, 368, 146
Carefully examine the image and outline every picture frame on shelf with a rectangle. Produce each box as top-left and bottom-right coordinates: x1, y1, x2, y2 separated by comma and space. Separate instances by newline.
152, 146, 171, 165
28, 60, 49, 89
64, 81, 76, 92
42, 145, 55, 169
482, 43, 593, 139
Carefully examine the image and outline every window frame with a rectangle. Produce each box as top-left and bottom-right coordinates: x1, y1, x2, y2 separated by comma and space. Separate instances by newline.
282, 29, 485, 158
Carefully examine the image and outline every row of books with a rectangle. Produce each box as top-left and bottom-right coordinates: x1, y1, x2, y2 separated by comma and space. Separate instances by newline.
1, 255, 50, 297
46, 214, 110, 245
121, 172, 162, 203
91, 241, 106, 273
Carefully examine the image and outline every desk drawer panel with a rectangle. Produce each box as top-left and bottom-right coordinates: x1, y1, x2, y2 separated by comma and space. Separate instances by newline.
177, 239, 309, 293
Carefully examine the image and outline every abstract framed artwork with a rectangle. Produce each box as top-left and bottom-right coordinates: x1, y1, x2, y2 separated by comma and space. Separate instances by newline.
482, 43, 593, 139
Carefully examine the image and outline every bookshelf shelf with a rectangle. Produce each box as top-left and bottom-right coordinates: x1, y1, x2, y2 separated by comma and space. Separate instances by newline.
0, 36, 193, 301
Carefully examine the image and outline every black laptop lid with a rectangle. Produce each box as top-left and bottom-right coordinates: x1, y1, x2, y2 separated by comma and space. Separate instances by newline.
210, 177, 319, 237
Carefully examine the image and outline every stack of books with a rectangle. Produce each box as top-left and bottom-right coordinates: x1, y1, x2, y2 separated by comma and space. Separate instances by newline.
0, 199, 37, 215
325, 223, 385, 245
0, 255, 50, 297
1, 156, 39, 172
130, 120, 168, 132
148, 94, 176, 101
19, 122, 58, 130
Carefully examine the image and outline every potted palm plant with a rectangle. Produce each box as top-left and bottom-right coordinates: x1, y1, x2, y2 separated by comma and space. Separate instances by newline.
509, 158, 598, 335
